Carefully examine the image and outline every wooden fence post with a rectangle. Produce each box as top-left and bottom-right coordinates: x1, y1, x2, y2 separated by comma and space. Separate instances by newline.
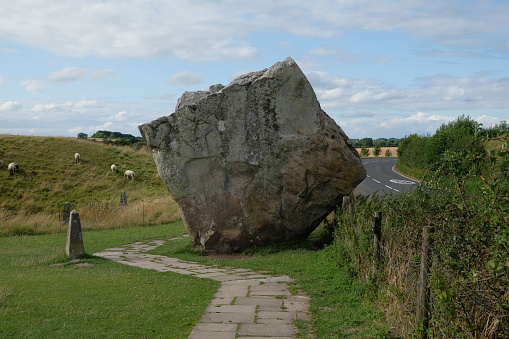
119, 191, 127, 207
62, 201, 71, 226
372, 211, 382, 262
342, 196, 354, 216
417, 226, 435, 338
373, 211, 382, 263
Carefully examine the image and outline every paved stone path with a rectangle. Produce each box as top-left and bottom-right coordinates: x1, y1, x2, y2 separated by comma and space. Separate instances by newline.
94, 237, 310, 339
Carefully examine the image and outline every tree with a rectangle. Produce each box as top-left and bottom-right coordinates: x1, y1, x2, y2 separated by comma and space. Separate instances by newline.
397, 134, 429, 168
360, 146, 370, 157
77, 133, 88, 139
360, 137, 373, 147
424, 115, 483, 170
373, 143, 382, 157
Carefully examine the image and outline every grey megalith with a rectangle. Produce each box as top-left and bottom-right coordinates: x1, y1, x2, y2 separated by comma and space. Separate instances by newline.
139, 57, 365, 253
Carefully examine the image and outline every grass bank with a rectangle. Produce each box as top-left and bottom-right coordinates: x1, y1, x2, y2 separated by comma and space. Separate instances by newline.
0, 135, 179, 236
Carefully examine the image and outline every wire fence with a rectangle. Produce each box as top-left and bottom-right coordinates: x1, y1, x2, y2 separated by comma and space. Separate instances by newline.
1, 192, 178, 236
369, 210, 509, 338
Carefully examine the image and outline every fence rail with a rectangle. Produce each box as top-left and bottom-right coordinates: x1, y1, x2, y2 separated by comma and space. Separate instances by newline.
353, 207, 509, 338
0, 192, 177, 237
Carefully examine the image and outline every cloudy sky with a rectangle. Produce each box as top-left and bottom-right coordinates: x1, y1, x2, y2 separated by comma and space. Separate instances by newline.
1, 0, 508, 139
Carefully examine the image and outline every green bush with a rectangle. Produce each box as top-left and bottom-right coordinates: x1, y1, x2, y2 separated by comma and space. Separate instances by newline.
334, 124, 509, 337
373, 143, 381, 157
397, 133, 429, 169
425, 115, 484, 169
360, 146, 370, 157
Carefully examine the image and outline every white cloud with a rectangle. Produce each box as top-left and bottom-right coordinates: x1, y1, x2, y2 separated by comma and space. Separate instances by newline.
339, 112, 457, 139
0, 100, 22, 112
32, 103, 59, 112
349, 89, 406, 103
20, 68, 94, 94
443, 86, 466, 101
167, 71, 202, 86
318, 88, 344, 101
47, 67, 85, 82
90, 69, 115, 81
308, 70, 509, 114
110, 111, 128, 122
2, 1, 506, 60
74, 100, 98, 108
0, 77, 3, 86
474, 115, 504, 127
31, 100, 98, 113
20, 80, 48, 94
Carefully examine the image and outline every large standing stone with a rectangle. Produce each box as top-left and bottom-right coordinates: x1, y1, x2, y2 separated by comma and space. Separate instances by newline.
139, 57, 365, 253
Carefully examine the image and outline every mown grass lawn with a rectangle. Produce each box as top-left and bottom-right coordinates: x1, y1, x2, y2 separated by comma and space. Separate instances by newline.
1, 220, 388, 338
0, 222, 220, 339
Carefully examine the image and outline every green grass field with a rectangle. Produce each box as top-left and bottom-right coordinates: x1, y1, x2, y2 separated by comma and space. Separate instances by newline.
0, 221, 389, 338
0, 222, 221, 339
0, 135, 179, 235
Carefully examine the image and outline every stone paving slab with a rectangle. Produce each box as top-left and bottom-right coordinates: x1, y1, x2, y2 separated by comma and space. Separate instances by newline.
199, 310, 255, 323
189, 330, 236, 339
205, 304, 256, 313
238, 323, 296, 337
93, 237, 310, 338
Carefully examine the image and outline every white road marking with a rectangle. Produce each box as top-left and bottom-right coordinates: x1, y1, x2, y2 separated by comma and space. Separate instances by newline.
390, 179, 416, 185
384, 185, 400, 192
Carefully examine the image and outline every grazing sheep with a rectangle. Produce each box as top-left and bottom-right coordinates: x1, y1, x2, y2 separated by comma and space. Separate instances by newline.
111, 164, 117, 172
124, 170, 135, 180
8, 162, 19, 174
74, 153, 80, 163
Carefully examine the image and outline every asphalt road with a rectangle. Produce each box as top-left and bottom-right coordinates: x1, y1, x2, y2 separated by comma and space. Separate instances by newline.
353, 158, 419, 196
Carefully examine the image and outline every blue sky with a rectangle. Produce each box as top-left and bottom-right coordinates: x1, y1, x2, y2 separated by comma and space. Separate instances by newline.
1, 0, 508, 139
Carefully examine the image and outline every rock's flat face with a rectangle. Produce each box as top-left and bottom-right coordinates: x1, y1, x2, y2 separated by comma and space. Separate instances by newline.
139, 57, 365, 253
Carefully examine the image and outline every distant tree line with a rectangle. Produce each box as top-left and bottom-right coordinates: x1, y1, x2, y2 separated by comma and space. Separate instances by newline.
350, 137, 402, 147
77, 130, 144, 147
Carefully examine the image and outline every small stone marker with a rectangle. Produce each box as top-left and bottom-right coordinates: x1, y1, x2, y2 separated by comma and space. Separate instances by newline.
119, 191, 127, 207
62, 201, 71, 225
66, 209, 85, 260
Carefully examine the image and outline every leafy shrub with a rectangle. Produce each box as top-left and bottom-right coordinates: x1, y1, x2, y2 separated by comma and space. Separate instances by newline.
360, 146, 370, 157
397, 134, 429, 169
373, 143, 381, 157
333, 122, 509, 337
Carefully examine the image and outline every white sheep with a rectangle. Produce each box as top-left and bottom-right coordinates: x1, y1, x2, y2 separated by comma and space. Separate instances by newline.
74, 153, 81, 163
124, 170, 135, 180
111, 164, 117, 172
8, 162, 19, 174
